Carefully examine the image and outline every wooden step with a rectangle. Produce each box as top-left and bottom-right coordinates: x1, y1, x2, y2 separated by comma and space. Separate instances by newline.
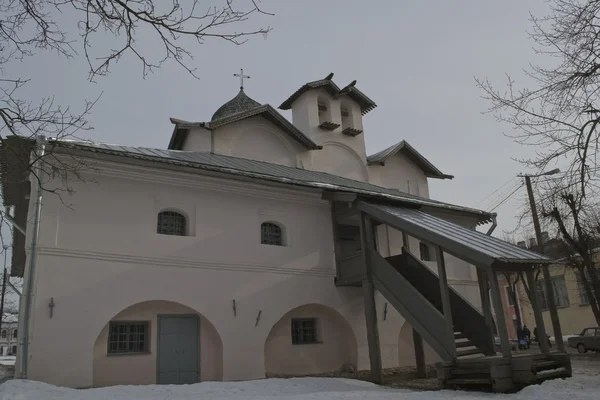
446, 378, 493, 386
454, 333, 466, 340
456, 348, 483, 357
533, 360, 561, 373
449, 369, 491, 378
456, 340, 474, 349
534, 367, 571, 383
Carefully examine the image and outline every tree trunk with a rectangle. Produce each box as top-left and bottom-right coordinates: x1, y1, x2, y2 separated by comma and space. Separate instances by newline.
579, 267, 600, 326
511, 282, 523, 333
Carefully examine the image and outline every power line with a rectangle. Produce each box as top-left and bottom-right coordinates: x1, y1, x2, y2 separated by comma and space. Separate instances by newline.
489, 182, 525, 212
481, 181, 522, 211
474, 176, 519, 208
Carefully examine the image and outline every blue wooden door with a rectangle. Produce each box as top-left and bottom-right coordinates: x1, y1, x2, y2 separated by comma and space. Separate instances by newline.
157, 315, 199, 384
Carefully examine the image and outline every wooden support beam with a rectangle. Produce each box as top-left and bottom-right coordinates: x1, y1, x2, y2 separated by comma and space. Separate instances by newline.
526, 269, 550, 354
412, 330, 427, 378
359, 213, 383, 384
476, 268, 496, 354
403, 231, 426, 377
488, 270, 512, 358
435, 246, 456, 358
329, 203, 343, 279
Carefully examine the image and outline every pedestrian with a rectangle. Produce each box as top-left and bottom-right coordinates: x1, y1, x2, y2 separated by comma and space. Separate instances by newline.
522, 325, 531, 348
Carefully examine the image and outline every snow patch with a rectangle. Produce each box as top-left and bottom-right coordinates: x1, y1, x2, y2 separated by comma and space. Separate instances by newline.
0, 376, 598, 400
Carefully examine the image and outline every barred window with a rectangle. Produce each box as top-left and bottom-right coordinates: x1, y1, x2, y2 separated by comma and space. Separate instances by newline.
108, 322, 149, 354
12, 329, 16, 339
261, 222, 283, 246
0, 330, 6, 339
536, 275, 570, 310
157, 211, 186, 236
291, 318, 318, 344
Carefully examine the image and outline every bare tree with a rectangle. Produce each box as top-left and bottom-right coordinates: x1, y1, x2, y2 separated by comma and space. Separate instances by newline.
476, 0, 600, 197
0, 0, 272, 264
539, 184, 600, 325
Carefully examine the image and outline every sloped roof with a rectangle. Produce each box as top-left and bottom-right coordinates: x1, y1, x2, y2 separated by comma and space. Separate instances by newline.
357, 202, 551, 270
41, 139, 492, 222
279, 76, 377, 115
169, 104, 321, 151
367, 140, 453, 179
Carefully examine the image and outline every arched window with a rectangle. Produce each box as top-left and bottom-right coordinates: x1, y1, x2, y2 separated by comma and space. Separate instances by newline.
157, 211, 186, 236
261, 222, 283, 246
12, 329, 17, 339
0, 330, 6, 339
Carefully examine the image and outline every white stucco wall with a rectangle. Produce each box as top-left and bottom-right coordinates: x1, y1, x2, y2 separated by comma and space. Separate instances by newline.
289, 89, 370, 181
22, 145, 481, 387
24, 159, 416, 388
181, 127, 212, 152
211, 116, 301, 167
368, 153, 430, 198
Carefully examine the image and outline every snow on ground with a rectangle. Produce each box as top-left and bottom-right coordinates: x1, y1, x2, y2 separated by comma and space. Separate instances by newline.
0, 374, 599, 400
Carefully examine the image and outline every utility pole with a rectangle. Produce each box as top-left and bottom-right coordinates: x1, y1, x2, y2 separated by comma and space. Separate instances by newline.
0, 246, 8, 333
522, 173, 565, 352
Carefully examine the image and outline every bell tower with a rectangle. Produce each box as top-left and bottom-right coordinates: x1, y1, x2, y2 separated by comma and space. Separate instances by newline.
278, 73, 377, 181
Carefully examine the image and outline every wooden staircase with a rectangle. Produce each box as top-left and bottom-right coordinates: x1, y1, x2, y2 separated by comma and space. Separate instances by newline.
438, 352, 572, 393
454, 332, 486, 358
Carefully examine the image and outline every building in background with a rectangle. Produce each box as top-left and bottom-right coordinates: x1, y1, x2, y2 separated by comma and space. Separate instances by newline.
0, 314, 18, 356
512, 238, 599, 337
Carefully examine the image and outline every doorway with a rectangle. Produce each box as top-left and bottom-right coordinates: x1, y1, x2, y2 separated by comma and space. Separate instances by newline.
157, 314, 200, 384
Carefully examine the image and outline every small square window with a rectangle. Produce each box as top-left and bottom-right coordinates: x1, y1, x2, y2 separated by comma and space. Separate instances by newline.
291, 318, 319, 345
107, 322, 150, 354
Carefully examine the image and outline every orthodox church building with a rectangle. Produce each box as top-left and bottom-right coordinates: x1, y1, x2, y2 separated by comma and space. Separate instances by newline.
1, 72, 551, 389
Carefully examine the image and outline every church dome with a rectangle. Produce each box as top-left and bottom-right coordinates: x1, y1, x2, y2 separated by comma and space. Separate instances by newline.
211, 89, 261, 121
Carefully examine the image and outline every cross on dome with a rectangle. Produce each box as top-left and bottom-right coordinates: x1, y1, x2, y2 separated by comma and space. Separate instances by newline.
234, 69, 250, 90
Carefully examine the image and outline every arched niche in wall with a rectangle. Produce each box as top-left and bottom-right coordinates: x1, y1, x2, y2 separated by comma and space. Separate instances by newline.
92, 300, 223, 386
264, 303, 358, 377
230, 123, 297, 167
310, 142, 368, 182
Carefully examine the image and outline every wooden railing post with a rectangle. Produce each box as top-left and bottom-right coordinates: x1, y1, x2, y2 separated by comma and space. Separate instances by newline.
488, 269, 512, 358
359, 213, 383, 384
435, 246, 456, 358
403, 232, 427, 377
476, 268, 496, 354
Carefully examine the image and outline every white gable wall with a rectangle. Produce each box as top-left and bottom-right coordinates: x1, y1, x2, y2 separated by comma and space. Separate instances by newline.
213, 116, 302, 167
369, 153, 430, 198
181, 127, 212, 152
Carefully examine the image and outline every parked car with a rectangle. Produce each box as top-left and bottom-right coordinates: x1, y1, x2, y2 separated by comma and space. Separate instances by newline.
567, 327, 600, 353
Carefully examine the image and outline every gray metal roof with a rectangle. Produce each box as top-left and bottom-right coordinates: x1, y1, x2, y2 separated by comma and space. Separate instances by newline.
279, 75, 377, 115
50, 139, 493, 222
367, 141, 453, 179
211, 89, 261, 121
355, 201, 552, 270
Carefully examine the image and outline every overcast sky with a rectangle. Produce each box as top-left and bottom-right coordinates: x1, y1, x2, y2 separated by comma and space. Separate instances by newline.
3, 0, 560, 255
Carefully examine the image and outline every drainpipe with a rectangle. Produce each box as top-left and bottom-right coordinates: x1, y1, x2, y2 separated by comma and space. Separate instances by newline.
485, 213, 498, 236
16, 135, 47, 379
